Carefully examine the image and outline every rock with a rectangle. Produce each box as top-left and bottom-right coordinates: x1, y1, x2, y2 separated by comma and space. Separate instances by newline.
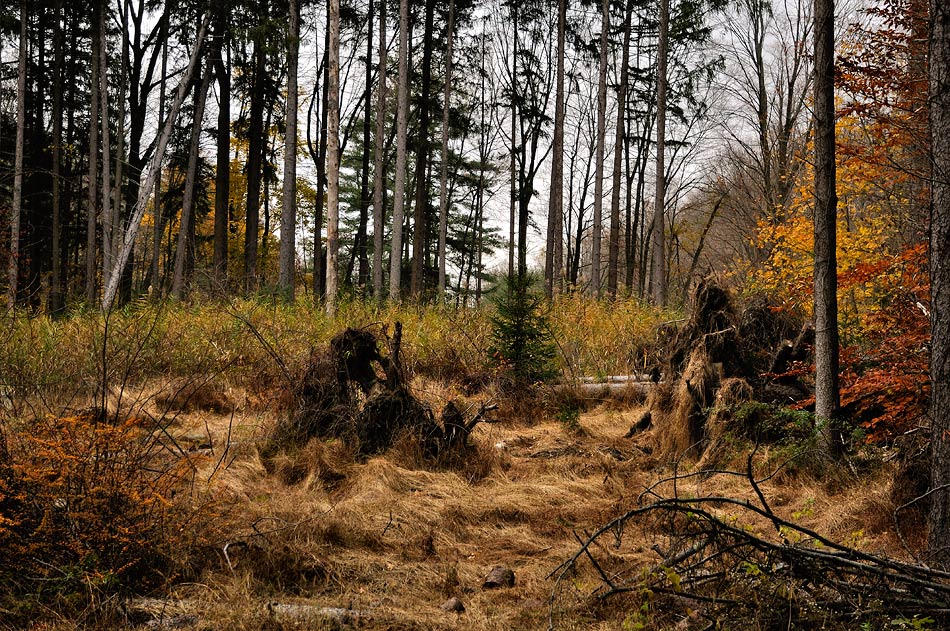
440, 597, 465, 613
482, 565, 515, 589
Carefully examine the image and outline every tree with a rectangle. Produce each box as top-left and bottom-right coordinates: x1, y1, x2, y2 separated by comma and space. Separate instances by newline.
929, 0, 950, 568
86, 0, 101, 305
437, 0, 457, 297
213, 8, 231, 290
608, 0, 633, 296
813, 0, 840, 446
590, 0, 610, 296
372, 0, 388, 298
544, 0, 566, 298
278, 0, 300, 300
325, 0, 341, 314
8, 0, 26, 310
389, 0, 410, 300
651, 0, 669, 306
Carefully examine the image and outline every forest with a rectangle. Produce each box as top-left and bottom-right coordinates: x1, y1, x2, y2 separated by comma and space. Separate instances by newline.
1, 0, 949, 628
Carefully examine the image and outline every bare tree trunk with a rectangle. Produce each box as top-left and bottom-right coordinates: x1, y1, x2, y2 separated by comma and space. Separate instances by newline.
436, 0, 456, 298
372, 0, 388, 298
244, 11, 267, 292
389, 0, 409, 300
102, 15, 210, 311
213, 17, 230, 290
813, 0, 840, 448
98, 0, 113, 297
148, 35, 168, 296
112, 0, 129, 283
325, 0, 341, 314
171, 64, 212, 299
591, 0, 609, 296
410, 0, 436, 297
278, 0, 300, 300
86, 0, 102, 305
8, 0, 27, 310
651, 0, 669, 306
50, 0, 64, 313
349, 0, 374, 289
608, 0, 632, 296
508, 7, 518, 285
929, 0, 950, 568
545, 0, 567, 298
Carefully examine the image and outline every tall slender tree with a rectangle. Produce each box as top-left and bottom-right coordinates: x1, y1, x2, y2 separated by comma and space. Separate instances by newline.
213, 11, 230, 290
608, 0, 633, 296
86, 0, 102, 305
591, 0, 610, 295
545, 0, 567, 298
929, 0, 950, 568
8, 0, 27, 309
279, 0, 300, 300
389, 0, 410, 300
651, 0, 669, 305
325, 0, 341, 314
372, 0, 388, 298
437, 0, 457, 297
813, 0, 840, 446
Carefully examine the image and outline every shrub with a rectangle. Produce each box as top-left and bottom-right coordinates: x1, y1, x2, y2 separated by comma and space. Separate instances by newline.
487, 275, 557, 384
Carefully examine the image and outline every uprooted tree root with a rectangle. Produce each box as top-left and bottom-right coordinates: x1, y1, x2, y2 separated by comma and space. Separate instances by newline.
549, 464, 950, 630
261, 323, 496, 471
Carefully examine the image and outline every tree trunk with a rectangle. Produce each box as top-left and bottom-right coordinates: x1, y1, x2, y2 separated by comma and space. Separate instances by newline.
171, 63, 212, 299
812, 0, 840, 447
591, 0, 609, 296
8, 0, 27, 310
98, 0, 113, 297
436, 0, 456, 298
410, 0, 436, 297
148, 35, 168, 296
244, 10, 268, 292
372, 0, 388, 298
278, 0, 300, 300
86, 0, 101, 305
389, 0, 410, 300
50, 0, 64, 314
213, 17, 230, 291
651, 0, 669, 306
608, 0, 632, 296
508, 5, 517, 285
349, 0, 374, 290
929, 0, 950, 568
312, 25, 330, 299
325, 0, 341, 314
545, 0, 566, 298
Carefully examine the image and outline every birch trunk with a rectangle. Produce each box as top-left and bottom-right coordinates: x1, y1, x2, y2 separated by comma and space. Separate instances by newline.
389, 0, 410, 300
372, 0, 388, 298
325, 0, 341, 314
8, 0, 26, 310
278, 0, 300, 299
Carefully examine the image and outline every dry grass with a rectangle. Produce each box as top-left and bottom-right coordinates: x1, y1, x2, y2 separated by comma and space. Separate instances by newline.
40, 380, 898, 631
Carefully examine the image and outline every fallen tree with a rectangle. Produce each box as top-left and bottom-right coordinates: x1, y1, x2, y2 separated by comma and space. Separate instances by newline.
549, 463, 950, 629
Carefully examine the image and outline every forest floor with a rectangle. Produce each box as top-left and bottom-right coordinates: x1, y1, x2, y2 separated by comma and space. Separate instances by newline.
118, 375, 907, 631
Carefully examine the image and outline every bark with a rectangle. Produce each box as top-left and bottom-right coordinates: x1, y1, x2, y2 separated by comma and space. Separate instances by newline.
608, 0, 632, 296
50, 0, 64, 314
102, 15, 210, 311
545, 0, 567, 298
86, 0, 101, 305
325, 0, 341, 314
99, 0, 113, 296
148, 36, 168, 295
213, 17, 230, 290
928, 0, 950, 568
244, 10, 268, 292
389, 0, 409, 300
348, 0, 374, 289
8, 0, 26, 309
812, 0, 840, 446
171, 63, 212, 299
279, 0, 300, 300
372, 0, 388, 298
312, 25, 330, 298
509, 6, 517, 284
591, 0, 609, 296
436, 0, 456, 297
651, 0, 669, 306
410, 0, 436, 297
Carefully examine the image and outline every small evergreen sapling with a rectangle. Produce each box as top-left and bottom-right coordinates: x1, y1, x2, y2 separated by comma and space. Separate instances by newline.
487, 276, 557, 383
